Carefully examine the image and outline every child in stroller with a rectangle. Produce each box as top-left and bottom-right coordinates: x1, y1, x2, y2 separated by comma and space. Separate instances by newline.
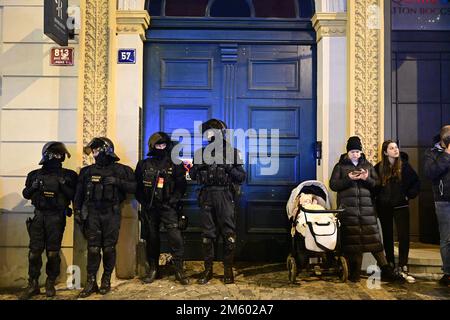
286, 180, 348, 283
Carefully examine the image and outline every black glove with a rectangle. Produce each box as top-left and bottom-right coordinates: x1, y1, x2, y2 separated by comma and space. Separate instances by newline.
103, 177, 119, 185
74, 210, 83, 226
31, 180, 40, 190
58, 177, 66, 185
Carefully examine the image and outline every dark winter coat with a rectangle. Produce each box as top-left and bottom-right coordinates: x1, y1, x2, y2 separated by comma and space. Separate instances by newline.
424, 142, 450, 202
329, 153, 383, 254
374, 152, 421, 209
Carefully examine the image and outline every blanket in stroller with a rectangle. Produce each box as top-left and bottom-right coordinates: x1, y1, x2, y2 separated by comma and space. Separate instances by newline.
292, 195, 339, 252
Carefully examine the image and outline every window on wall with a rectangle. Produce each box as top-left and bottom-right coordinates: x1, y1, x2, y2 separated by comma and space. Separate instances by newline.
147, 0, 163, 16
145, 0, 315, 19
253, 0, 296, 18
166, 0, 208, 17
209, 0, 252, 17
298, 0, 314, 18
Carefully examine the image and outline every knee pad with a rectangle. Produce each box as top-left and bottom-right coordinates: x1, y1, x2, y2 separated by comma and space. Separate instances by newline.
225, 234, 236, 244
224, 234, 236, 251
102, 246, 115, 254
88, 246, 101, 255
202, 237, 213, 245
46, 251, 60, 259
166, 223, 179, 230
29, 250, 43, 261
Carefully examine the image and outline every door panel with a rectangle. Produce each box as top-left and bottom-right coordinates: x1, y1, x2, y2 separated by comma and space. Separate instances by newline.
144, 42, 316, 260
392, 32, 450, 243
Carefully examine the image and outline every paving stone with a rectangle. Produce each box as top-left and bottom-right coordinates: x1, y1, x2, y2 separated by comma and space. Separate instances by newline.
1, 261, 449, 300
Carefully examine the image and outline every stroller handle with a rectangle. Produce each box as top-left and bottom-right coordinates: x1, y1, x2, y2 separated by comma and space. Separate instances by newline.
299, 205, 345, 215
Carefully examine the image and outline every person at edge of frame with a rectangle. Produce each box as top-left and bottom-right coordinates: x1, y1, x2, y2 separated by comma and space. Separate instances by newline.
424, 125, 450, 287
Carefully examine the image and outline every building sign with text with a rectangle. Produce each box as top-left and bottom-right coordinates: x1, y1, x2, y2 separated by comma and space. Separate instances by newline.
392, 0, 450, 30
50, 47, 74, 66
44, 0, 69, 46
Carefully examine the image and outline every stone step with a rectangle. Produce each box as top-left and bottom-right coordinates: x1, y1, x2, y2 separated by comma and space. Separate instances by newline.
394, 242, 443, 280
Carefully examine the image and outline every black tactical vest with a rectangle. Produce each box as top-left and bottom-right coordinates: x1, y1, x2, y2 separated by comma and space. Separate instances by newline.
85, 165, 119, 203
142, 160, 175, 204
34, 172, 67, 210
197, 164, 230, 186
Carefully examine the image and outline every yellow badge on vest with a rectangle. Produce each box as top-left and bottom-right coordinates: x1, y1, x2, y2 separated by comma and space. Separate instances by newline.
157, 177, 164, 189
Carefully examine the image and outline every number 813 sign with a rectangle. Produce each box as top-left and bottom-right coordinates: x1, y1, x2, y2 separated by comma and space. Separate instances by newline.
118, 49, 136, 64
50, 47, 74, 66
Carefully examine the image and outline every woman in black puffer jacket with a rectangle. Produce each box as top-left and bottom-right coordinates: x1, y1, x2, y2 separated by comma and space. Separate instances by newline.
374, 140, 420, 283
330, 136, 398, 282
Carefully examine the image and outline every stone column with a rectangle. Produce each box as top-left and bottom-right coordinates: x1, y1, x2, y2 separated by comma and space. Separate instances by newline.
114, 1, 150, 278
347, 0, 385, 163
312, 0, 347, 191
347, 0, 385, 272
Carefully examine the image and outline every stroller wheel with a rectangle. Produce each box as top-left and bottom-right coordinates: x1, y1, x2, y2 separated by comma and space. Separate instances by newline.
336, 256, 348, 283
287, 254, 297, 284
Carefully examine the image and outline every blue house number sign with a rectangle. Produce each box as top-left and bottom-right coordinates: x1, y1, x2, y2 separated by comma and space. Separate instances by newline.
118, 49, 136, 64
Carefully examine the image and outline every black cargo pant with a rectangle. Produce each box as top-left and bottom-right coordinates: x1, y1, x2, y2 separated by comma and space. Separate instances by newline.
199, 186, 236, 266
85, 204, 121, 276
28, 209, 66, 280
141, 204, 184, 263
378, 205, 410, 267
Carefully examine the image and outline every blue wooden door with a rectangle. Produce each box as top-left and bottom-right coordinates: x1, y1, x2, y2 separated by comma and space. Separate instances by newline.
143, 42, 316, 261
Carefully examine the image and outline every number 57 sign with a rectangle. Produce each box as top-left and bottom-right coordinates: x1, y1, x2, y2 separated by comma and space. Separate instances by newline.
118, 49, 136, 64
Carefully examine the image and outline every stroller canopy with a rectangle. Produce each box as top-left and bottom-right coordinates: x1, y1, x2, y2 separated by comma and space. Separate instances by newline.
286, 180, 332, 220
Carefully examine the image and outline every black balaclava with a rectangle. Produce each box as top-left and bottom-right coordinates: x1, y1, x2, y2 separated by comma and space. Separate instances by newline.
94, 152, 114, 167
152, 147, 169, 159
42, 158, 63, 171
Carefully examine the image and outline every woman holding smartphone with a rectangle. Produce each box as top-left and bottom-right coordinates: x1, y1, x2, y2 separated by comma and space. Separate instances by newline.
330, 136, 400, 283
375, 140, 420, 283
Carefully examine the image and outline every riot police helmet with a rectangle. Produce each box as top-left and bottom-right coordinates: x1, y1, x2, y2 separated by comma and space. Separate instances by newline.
83, 137, 120, 161
39, 141, 71, 165
200, 119, 228, 141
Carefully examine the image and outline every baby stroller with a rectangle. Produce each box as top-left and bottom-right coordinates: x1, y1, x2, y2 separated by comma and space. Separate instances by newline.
286, 180, 348, 283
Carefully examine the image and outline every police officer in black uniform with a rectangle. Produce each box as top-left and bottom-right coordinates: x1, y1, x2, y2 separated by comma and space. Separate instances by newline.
74, 137, 136, 297
190, 119, 246, 284
135, 132, 189, 285
21, 142, 78, 299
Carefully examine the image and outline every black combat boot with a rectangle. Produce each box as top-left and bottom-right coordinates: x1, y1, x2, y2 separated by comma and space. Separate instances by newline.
223, 265, 234, 284
45, 278, 56, 297
142, 259, 159, 284
174, 260, 189, 285
79, 274, 98, 298
99, 273, 111, 295
197, 261, 213, 285
19, 278, 40, 300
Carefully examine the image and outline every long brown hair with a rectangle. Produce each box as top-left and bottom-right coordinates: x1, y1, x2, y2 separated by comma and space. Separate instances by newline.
379, 140, 402, 186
